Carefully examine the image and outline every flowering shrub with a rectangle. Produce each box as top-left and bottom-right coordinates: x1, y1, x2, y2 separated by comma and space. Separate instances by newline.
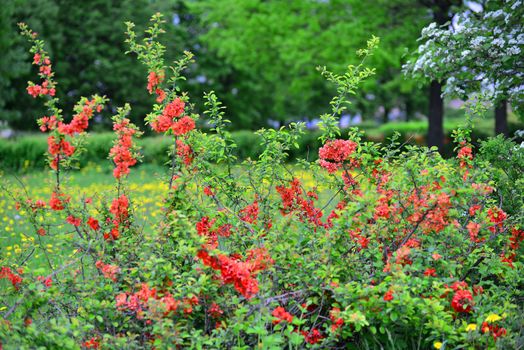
0, 14, 523, 350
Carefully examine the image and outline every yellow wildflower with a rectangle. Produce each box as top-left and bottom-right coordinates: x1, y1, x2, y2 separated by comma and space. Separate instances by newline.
466, 324, 477, 331
434, 342, 443, 349
485, 314, 501, 323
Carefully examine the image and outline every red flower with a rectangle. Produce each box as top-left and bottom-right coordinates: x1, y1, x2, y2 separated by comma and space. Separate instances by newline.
319, 139, 357, 173
161, 293, 180, 315
83, 337, 100, 349
466, 221, 481, 242
66, 215, 81, 227
457, 145, 473, 168
176, 139, 193, 166
469, 204, 481, 216
204, 186, 214, 196
208, 302, 223, 318
33, 53, 41, 65
301, 328, 324, 344
330, 307, 344, 331
197, 250, 262, 299
240, 201, 259, 224
482, 322, 507, 340
37, 275, 53, 287
451, 289, 474, 313
155, 88, 166, 103
383, 290, 394, 301
49, 191, 66, 211
0, 267, 23, 289
171, 115, 195, 136
151, 113, 173, 133
423, 268, 437, 277
27, 84, 42, 97
110, 117, 139, 179
87, 217, 100, 231
115, 293, 128, 310
95, 260, 120, 281
164, 98, 185, 118
487, 207, 507, 233
272, 306, 293, 324
147, 70, 164, 93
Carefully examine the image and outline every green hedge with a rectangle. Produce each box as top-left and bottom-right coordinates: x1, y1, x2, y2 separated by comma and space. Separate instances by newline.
0, 123, 520, 172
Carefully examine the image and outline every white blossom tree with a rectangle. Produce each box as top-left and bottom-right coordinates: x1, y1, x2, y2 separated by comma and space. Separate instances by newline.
405, 0, 524, 136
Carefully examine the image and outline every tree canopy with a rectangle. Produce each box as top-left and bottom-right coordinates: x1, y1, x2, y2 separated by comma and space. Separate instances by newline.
405, 0, 524, 113
1, 0, 437, 131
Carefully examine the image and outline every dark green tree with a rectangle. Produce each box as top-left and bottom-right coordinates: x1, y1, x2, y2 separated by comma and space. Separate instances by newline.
193, 0, 431, 128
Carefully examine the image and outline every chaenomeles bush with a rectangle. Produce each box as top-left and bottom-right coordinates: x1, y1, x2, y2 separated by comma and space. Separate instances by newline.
1, 13, 523, 350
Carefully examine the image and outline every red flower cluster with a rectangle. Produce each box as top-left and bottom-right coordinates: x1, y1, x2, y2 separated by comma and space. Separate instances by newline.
196, 217, 231, 249
301, 328, 324, 344
501, 227, 524, 268
21, 198, 47, 212
0, 267, 23, 289
481, 322, 507, 341
37, 275, 53, 288
466, 221, 482, 242
116, 283, 158, 318
349, 228, 369, 250
49, 191, 68, 211
374, 196, 391, 220
272, 306, 293, 324
239, 201, 259, 224
423, 268, 437, 277
451, 289, 474, 313
39, 99, 104, 170
330, 307, 344, 331
83, 337, 100, 349
469, 204, 481, 216
208, 302, 223, 318
116, 283, 196, 319
318, 139, 357, 173
147, 70, 165, 102
176, 139, 194, 167
26, 51, 56, 98
276, 179, 323, 227
56, 99, 103, 136
66, 215, 81, 227
95, 260, 121, 281
47, 136, 75, 169
407, 189, 452, 234
457, 142, 473, 168
487, 207, 507, 233
106, 194, 129, 240
383, 290, 394, 301
197, 248, 273, 299
151, 98, 194, 136
87, 217, 100, 231
110, 117, 139, 179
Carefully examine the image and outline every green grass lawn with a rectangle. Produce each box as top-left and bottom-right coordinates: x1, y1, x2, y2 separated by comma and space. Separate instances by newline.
1, 162, 334, 274
0, 164, 171, 272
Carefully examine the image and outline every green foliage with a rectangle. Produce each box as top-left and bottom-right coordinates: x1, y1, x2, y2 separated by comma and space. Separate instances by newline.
193, 0, 430, 127
1, 15, 524, 350
478, 135, 524, 216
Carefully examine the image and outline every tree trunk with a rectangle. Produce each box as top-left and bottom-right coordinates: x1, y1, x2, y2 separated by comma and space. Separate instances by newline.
424, 0, 456, 151
405, 98, 412, 122
383, 107, 389, 124
427, 80, 444, 150
495, 99, 508, 136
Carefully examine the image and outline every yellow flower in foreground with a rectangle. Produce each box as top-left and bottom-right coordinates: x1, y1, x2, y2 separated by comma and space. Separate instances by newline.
485, 314, 501, 323
466, 324, 477, 331
434, 342, 443, 349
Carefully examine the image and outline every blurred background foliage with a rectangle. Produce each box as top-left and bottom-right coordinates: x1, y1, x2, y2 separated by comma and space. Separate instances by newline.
0, 0, 522, 142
